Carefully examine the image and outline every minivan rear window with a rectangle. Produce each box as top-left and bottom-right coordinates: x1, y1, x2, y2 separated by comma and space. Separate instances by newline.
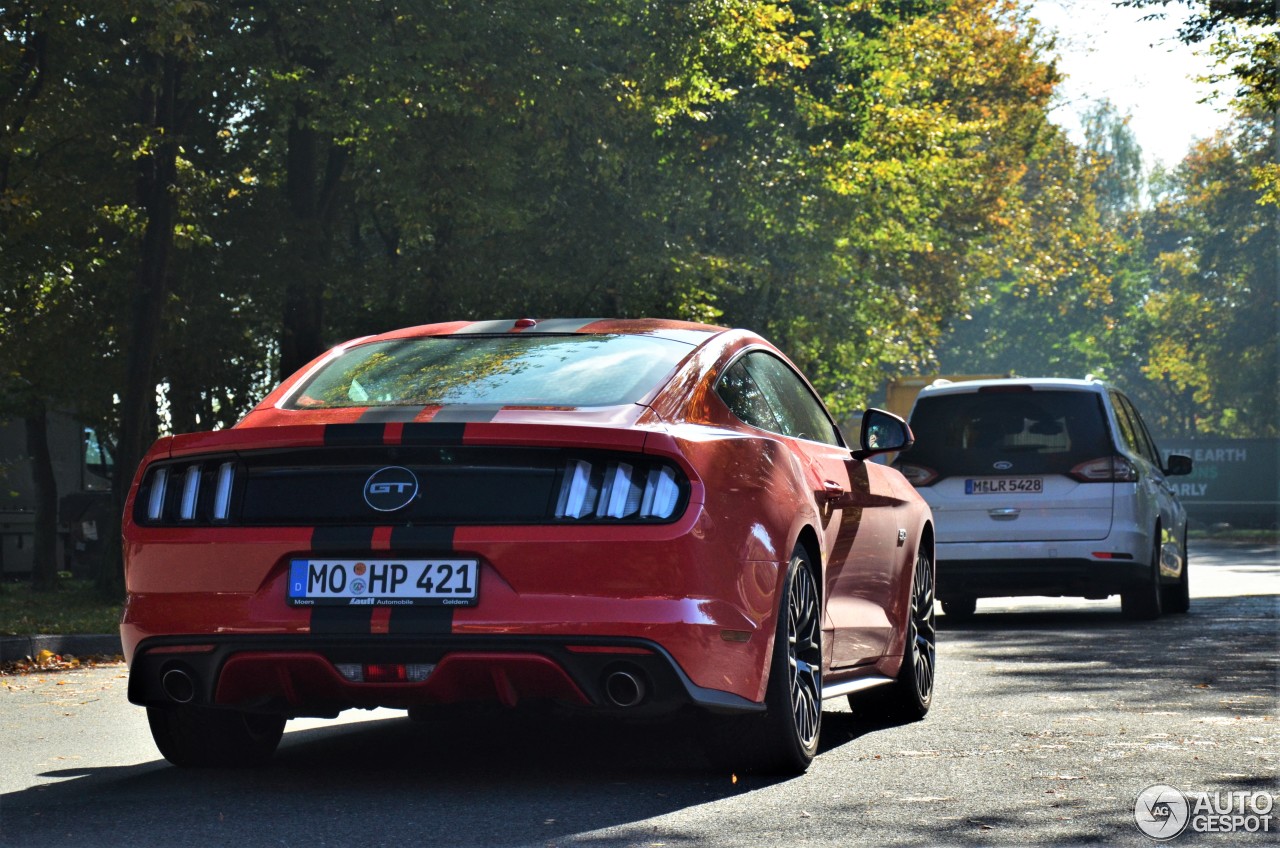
906, 390, 1113, 478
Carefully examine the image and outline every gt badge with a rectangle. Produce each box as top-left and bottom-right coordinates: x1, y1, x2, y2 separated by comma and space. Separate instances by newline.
363, 466, 419, 512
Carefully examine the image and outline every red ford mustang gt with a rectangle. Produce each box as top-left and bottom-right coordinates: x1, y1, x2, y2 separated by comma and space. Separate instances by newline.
122, 318, 935, 773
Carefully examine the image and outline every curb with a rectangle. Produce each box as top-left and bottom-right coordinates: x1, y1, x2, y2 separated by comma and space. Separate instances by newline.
0, 634, 122, 664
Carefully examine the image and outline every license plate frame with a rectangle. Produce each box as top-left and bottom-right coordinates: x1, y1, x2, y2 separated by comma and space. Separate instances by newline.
964, 477, 1044, 495
287, 558, 479, 607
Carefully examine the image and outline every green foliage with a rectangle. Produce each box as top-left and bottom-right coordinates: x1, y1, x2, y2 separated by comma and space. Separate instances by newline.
935, 102, 1140, 382
1133, 116, 1278, 437
0, 580, 123, 636
935, 96, 1278, 441
7, 0, 1205, 467
1117, 0, 1279, 202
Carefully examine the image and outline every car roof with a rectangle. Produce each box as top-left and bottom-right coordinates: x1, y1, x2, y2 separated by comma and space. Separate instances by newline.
918, 377, 1111, 397
361, 317, 727, 346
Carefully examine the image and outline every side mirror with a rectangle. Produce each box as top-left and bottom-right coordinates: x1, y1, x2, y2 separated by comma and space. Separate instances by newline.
1165, 453, 1194, 477
853, 408, 913, 460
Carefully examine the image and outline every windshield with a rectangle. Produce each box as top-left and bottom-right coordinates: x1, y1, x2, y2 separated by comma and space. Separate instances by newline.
286, 334, 695, 409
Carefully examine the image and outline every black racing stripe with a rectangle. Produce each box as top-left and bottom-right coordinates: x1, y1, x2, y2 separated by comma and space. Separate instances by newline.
388, 525, 458, 633
312, 526, 376, 551
430, 404, 502, 424
522, 318, 601, 333
358, 407, 426, 423
311, 605, 375, 635
387, 606, 454, 635
323, 423, 386, 446
450, 319, 517, 334
307, 525, 378, 634
399, 422, 468, 445
388, 525, 455, 551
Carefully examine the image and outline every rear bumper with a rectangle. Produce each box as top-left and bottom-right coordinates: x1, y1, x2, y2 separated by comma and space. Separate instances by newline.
937, 555, 1150, 599
127, 634, 764, 718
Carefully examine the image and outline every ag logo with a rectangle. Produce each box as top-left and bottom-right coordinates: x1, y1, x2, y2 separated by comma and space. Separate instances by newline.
363, 466, 419, 512
1134, 784, 1190, 840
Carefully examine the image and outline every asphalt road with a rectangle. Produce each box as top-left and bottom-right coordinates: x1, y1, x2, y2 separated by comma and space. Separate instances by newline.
1, 541, 1275, 848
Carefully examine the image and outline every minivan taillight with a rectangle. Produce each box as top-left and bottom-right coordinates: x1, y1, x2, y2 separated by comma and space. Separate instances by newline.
1070, 456, 1137, 483
897, 463, 938, 487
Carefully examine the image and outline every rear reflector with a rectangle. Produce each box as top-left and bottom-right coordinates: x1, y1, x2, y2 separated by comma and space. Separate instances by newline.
335, 663, 435, 684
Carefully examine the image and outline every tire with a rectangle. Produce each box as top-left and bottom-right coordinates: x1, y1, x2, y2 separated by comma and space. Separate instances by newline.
853, 549, 936, 722
1121, 537, 1163, 621
147, 704, 286, 767
1163, 532, 1191, 614
941, 596, 976, 620
703, 547, 822, 775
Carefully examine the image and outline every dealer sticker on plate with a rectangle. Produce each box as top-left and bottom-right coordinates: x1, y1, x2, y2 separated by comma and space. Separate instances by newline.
965, 477, 1043, 495
287, 558, 479, 606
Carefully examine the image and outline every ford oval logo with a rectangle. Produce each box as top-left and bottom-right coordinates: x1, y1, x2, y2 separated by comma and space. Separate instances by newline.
993, 461, 1014, 471
363, 466, 419, 512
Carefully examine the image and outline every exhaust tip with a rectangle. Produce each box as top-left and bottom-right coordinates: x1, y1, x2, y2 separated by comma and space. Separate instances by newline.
603, 669, 646, 708
161, 668, 196, 704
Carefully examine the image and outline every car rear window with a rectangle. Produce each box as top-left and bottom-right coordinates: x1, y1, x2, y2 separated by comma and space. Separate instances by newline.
287, 334, 695, 409
906, 389, 1113, 477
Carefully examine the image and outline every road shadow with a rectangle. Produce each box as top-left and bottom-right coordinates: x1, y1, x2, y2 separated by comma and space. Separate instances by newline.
936, 594, 1278, 715
0, 702, 899, 847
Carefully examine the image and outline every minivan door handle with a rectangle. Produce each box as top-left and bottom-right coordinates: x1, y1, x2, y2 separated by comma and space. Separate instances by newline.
988, 508, 1020, 520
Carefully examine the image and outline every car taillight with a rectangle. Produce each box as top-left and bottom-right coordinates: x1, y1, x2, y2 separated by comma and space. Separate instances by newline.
554, 459, 685, 520
1070, 456, 1138, 483
897, 463, 938, 487
139, 459, 238, 524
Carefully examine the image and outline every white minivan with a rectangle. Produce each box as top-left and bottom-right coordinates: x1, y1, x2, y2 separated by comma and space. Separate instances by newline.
898, 378, 1194, 620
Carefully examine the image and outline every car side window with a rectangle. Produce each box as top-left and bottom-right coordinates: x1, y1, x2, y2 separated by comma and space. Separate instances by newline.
1109, 391, 1142, 455
716, 359, 783, 434
1118, 394, 1162, 466
738, 352, 842, 446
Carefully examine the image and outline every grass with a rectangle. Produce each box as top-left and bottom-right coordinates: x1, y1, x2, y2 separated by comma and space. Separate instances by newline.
0, 579, 123, 636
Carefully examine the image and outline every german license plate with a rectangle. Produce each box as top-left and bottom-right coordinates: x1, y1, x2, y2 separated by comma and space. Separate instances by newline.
965, 477, 1043, 495
287, 558, 479, 606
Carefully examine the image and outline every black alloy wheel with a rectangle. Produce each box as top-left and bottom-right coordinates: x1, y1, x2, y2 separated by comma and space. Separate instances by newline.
904, 550, 937, 710
856, 549, 936, 721
784, 552, 823, 753
702, 547, 823, 774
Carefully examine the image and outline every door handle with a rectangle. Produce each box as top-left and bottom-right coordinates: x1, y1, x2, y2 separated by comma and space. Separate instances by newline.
819, 480, 851, 505
989, 508, 1020, 521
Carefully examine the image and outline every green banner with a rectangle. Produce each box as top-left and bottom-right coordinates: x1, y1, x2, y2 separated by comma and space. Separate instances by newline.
1161, 439, 1280, 528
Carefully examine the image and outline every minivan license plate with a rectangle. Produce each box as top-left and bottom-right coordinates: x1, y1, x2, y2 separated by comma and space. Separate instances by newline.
288, 559, 478, 606
965, 477, 1043, 495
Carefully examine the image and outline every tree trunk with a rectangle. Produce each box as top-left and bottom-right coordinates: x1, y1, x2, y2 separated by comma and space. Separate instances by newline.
24, 403, 60, 592
278, 105, 350, 378
99, 52, 184, 598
